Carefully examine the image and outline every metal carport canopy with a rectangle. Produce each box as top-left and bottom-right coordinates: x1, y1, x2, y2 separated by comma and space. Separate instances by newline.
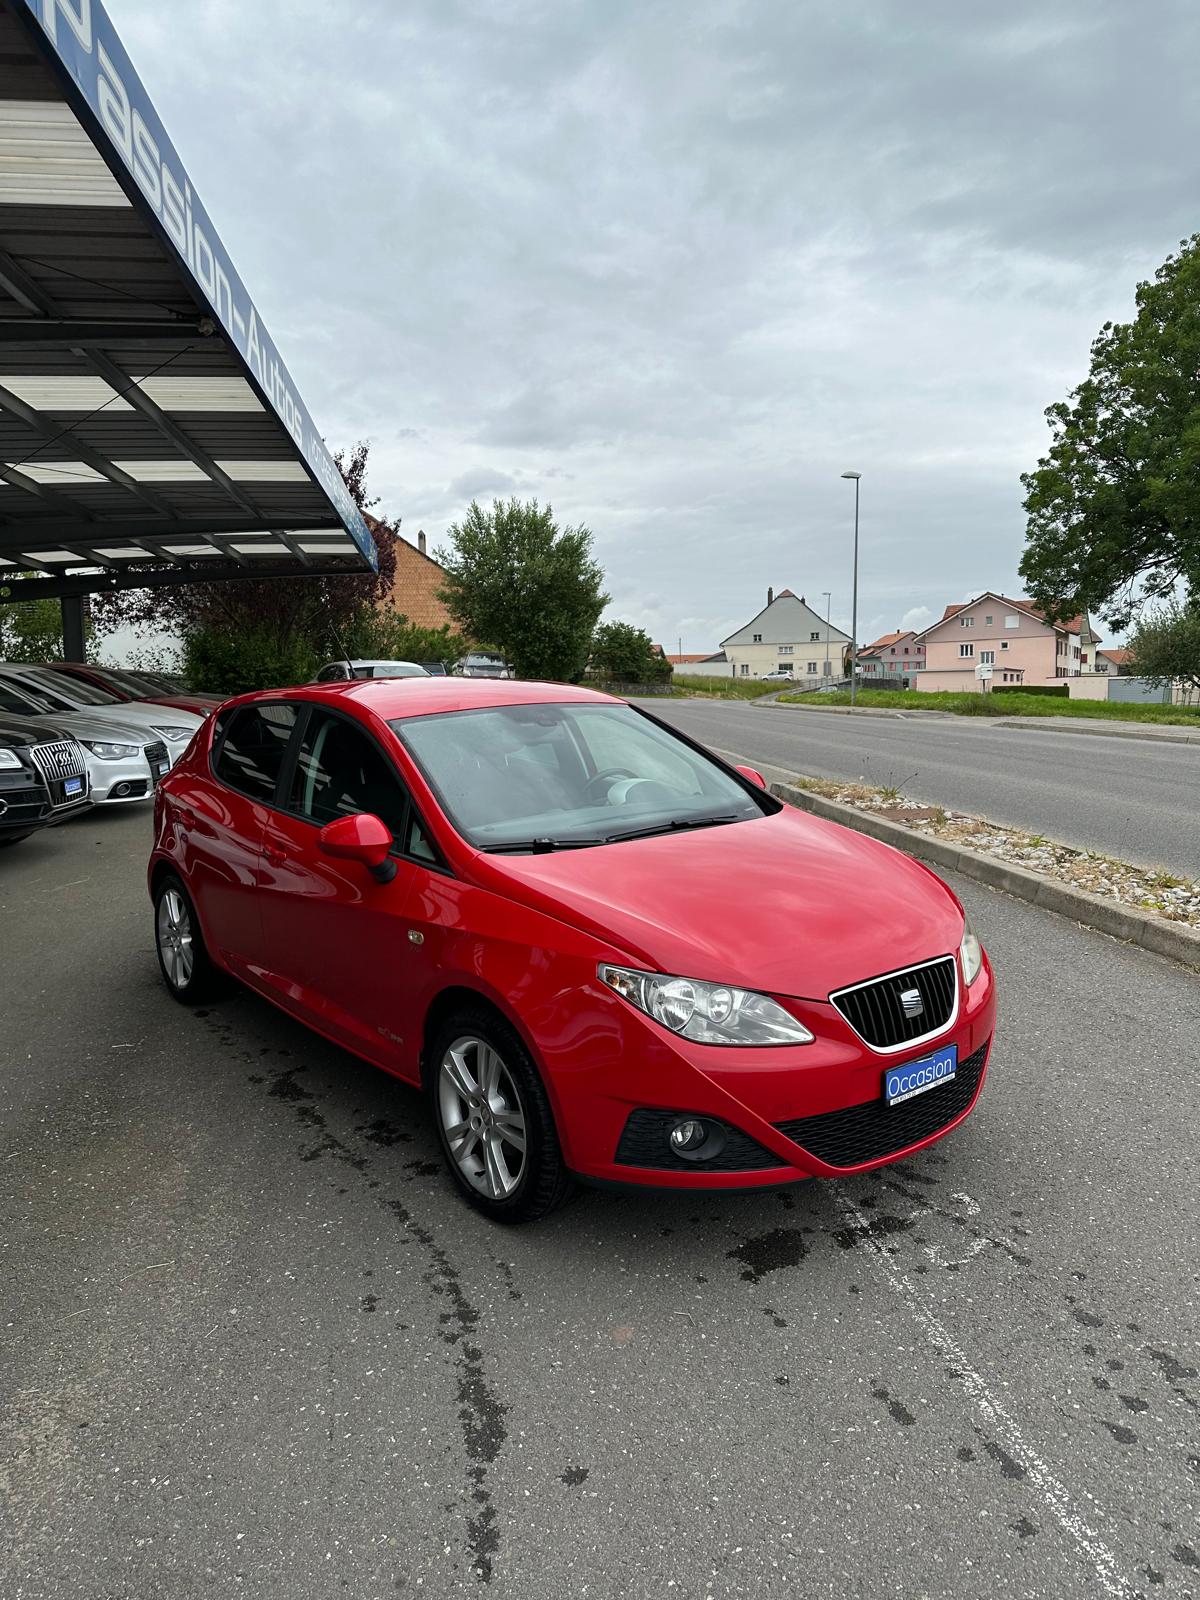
0, 0, 377, 605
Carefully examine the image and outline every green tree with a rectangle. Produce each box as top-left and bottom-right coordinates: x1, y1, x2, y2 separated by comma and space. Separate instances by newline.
1020, 235, 1200, 628
437, 499, 608, 680
590, 620, 669, 683
0, 579, 91, 660
1126, 598, 1200, 694
341, 607, 469, 669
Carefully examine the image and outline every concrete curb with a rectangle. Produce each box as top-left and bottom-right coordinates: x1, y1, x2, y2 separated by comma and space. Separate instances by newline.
769, 780, 1200, 975
994, 718, 1200, 746
756, 697, 1200, 743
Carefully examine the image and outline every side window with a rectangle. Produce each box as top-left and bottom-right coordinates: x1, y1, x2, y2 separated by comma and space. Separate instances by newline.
288, 711, 410, 841
214, 704, 298, 803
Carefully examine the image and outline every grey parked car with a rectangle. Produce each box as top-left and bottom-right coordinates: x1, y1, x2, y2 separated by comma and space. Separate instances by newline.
0, 665, 203, 766
0, 675, 168, 803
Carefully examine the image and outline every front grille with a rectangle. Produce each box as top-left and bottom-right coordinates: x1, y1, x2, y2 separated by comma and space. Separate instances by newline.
832, 956, 957, 1050
30, 740, 87, 807
143, 740, 168, 767
615, 1109, 784, 1172
775, 1039, 989, 1169
30, 739, 85, 784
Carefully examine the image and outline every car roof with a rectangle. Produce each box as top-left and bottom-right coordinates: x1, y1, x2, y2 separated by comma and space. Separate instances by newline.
244, 677, 622, 720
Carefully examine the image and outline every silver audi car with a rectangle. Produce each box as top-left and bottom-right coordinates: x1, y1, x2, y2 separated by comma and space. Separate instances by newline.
0, 672, 168, 804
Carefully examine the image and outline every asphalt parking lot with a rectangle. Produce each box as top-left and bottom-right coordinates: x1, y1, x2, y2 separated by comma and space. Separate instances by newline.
2, 807, 1197, 1599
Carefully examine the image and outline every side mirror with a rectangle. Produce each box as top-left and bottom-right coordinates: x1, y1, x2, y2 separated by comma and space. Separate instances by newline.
317, 812, 398, 883
735, 764, 767, 790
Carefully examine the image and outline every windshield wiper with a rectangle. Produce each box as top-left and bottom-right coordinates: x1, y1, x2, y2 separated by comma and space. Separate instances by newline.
605, 813, 743, 844
484, 836, 608, 854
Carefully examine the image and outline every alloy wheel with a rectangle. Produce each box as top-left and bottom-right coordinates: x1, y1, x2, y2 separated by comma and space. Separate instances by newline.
157, 886, 195, 990
437, 1034, 528, 1200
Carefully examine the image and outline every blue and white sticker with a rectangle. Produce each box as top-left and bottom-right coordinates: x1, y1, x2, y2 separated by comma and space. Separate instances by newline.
884, 1044, 958, 1107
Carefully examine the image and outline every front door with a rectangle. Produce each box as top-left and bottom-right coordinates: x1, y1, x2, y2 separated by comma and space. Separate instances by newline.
256, 708, 435, 1071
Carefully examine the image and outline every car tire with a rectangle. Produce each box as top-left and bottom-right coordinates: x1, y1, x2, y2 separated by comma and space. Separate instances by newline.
153, 873, 224, 1004
427, 1004, 573, 1224
0, 831, 35, 848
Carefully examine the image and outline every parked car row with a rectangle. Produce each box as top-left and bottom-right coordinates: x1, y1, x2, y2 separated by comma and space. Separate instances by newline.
0, 661, 219, 850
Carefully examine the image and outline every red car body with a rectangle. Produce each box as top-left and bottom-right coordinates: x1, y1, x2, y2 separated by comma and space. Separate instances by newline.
149, 679, 995, 1192
49, 662, 220, 718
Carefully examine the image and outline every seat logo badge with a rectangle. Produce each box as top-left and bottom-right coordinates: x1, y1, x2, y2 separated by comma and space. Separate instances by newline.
899, 986, 924, 1019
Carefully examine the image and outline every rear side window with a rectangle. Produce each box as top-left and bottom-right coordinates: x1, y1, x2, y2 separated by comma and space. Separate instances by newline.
214, 704, 298, 803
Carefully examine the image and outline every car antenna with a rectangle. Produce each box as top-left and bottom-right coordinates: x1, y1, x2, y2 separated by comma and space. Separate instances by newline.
328, 622, 355, 681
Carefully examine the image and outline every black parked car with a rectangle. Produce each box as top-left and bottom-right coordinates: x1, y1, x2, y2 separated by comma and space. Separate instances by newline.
0, 715, 91, 847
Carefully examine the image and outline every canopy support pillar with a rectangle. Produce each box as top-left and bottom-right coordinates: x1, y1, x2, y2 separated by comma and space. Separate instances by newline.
60, 594, 86, 662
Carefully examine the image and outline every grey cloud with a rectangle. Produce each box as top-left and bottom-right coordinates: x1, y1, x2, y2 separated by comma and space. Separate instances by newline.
112, 0, 1199, 649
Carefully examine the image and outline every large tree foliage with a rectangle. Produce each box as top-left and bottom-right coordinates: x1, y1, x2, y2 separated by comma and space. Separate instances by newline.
437, 499, 608, 681
1126, 598, 1200, 694
589, 620, 669, 683
1020, 235, 1200, 629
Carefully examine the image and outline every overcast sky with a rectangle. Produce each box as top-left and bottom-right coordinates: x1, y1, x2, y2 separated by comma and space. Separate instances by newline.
111, 0, 1199, 651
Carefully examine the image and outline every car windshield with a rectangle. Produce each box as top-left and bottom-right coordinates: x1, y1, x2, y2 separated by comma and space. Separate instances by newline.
393, 701, 765, 851
91, 666, 163, 695
7, 667, 119, 707
363, 663, 428, 679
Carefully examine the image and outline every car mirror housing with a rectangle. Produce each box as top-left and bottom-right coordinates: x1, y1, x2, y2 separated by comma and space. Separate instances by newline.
735, 764, 767, 790
317, 813, 398, 883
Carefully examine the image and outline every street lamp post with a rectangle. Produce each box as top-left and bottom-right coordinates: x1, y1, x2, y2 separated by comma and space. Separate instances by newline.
822, 590, 832, 683
840, 471, 861, 705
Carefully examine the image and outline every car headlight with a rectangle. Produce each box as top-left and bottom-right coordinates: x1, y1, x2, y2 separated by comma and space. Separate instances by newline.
151, 725, 193, 742
599, 963, 814, 1046
0, 748, 22, 770
960, 914, 983, 985
82, 739, 139, 760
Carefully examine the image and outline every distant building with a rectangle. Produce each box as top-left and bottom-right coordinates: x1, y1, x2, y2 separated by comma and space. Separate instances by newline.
915, 593, 1094, 691
857, 629, 925, 688
367, 514, 454, 631
1097, 647, 1133, 675
719, 588, 850, 684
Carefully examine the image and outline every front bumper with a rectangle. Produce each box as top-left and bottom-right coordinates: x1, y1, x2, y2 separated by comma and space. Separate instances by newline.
546, 953, 997, 1189
86, 742, 167, 805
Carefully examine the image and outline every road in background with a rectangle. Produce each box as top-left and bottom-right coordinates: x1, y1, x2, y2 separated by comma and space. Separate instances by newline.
638, 699, 1200, 876
2, 808, 1197, 1598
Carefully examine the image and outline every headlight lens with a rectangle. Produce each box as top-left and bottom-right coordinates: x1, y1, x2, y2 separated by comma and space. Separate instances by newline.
82, 739, 139, 760
151, 725, 192, 742
599, 963, 813, 1046
0, 748, 22, 769
960, 914, 983, 985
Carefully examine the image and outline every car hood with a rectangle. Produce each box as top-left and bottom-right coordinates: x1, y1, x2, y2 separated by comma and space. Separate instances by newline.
6, 709, 150, 746
144, 693, 220, 714
0, 713, 71, 747
471, 808, 965, 999
56, 701, 202, 736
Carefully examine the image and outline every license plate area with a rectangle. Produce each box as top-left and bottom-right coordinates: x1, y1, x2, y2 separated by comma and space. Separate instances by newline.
62, 776, 84, 798
884, 1043, 957, 1107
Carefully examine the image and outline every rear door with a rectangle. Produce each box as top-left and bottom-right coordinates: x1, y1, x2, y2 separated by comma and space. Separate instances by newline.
184, 703, 300, 974
257, 707, 438, 1070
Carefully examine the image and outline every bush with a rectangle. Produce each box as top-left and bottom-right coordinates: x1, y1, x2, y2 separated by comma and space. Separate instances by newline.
996, 683, 1069, 698
340, 608, 469, 669
184, 624, 319, 697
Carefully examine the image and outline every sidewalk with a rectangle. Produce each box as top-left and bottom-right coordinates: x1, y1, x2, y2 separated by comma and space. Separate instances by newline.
759, 699, 1200, 745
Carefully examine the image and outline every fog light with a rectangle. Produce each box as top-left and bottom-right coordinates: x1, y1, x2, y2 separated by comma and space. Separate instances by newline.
669, 1119, 706, 1153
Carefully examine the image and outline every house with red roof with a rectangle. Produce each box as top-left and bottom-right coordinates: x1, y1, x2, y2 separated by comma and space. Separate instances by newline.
857, 629, 925, 687
914, 593, 1095, 691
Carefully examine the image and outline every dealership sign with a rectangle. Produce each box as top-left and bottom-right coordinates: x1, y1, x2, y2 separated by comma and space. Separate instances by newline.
19, 0, 376, 567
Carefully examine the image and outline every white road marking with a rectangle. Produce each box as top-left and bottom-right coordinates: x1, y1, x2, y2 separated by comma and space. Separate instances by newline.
835, 1189, 1137, 1600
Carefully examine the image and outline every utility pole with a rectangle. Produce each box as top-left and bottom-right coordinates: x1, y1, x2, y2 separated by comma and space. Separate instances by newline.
840, 472, 861, 704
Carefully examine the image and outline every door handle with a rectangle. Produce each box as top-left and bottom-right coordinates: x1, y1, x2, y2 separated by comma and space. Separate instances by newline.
263, 844, 286, 867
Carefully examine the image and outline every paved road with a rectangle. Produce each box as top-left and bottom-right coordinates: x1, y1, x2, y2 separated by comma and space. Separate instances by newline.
2, 808, 1198, 1599
634, 699, 1200, 878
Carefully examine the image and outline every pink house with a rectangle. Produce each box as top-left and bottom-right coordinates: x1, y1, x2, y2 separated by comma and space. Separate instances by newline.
914, 593, 1091, 692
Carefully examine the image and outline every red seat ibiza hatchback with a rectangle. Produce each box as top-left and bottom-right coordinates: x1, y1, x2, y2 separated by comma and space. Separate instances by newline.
149, 679, 996, 1222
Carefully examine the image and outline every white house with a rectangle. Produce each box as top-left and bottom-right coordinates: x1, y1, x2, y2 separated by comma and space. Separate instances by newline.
720, 589, 850, 683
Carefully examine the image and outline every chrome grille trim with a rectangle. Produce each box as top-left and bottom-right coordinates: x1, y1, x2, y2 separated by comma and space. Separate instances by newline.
829, 954, 960, 1055
30, 739, 88, 806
